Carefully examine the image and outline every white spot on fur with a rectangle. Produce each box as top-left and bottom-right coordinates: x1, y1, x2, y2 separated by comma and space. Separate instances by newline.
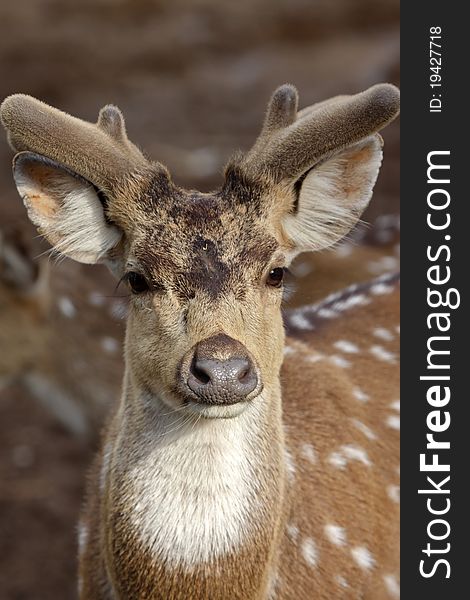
387, 484, 400, 504
290, 260, 313, 277
351, 546, 375, 570
370, 345, 396, 363
88, 290, 106, 307
335, 243, 353, 257
300, 443, 317, 464
390, 400, 400, 412
325, 524, 347, 546
289, 312, 313, 330
322, 290, 342, 303
373, 327, 394, 341
334, 340, 359, 354
371, 283, 394, 295
329, 355, 351, 368
329, 451, 347, 469
267, 569, 280, 599
334, 293, 371, 312
376, 213, 400, 230
395, 325, 400, 334
318, 307, 337, 319
287, 524, 299, 542
383, 574, 400, 597
329, 445, 371, 469
386, 415, 400, 430
58, 296, 76, 318
335, 575, 349, 589
301, 537, 318, 567
352, 419, 377, 440
343, 445, 371, 466
285, 448, 296, 482
306, 352, 324, 363
101, 337, 119, 354
367, 256, 399, 275
353, 388, 369, 403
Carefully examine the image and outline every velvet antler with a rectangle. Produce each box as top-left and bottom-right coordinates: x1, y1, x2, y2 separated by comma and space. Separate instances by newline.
0, 95, 150, 194
239, 83, 400, 182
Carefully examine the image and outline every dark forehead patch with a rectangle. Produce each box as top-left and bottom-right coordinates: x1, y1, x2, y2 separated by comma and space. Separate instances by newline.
239, 235, 278, 265
186, 236, 231, 300
132, 185, 279, 300
193, 236, 222, 270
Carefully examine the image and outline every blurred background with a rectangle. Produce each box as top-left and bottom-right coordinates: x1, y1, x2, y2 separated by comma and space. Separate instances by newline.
0, 0, 399, 597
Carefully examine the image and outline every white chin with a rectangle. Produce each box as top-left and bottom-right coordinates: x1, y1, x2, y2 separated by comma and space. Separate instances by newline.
185, 401, 249, 419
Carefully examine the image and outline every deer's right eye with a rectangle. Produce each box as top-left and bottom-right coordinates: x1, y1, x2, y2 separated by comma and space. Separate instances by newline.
127, 272, 150, 294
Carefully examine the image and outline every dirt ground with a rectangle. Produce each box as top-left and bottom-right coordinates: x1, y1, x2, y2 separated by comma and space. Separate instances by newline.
0, 1, 399, 598
0, 382, 92, 599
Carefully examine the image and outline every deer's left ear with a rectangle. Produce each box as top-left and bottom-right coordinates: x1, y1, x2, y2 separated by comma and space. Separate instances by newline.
13, 151, 123, 265
282, 134, 383, 255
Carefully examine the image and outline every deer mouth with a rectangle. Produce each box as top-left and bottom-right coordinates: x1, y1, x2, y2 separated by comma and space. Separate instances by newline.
183, 400, 251, 419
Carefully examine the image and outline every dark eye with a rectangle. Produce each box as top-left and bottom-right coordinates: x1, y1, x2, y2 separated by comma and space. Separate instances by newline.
266, 267, 284, 288
127, 272, 149, 294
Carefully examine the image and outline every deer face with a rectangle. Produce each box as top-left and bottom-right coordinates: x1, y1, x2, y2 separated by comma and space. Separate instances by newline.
115, 175, 288, 417
1, 84, 399, 417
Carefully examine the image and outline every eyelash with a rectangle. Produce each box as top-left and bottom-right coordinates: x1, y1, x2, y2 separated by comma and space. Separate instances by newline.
124, 271, 150, 294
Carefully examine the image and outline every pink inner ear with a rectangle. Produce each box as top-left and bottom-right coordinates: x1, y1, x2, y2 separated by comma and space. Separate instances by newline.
341, 142, 380, 204
13, 152, 123, 265
15, 161, 70, 227
20, 162, 64, 220
281, 135, 383, 255
25, 189, 59, 221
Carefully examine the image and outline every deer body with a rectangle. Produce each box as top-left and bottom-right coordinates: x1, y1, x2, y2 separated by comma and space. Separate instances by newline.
1, 83, 400, 599
77, 274, 399, 600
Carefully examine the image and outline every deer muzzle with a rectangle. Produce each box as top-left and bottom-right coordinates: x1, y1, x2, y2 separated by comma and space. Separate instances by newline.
178, 333, 262, 407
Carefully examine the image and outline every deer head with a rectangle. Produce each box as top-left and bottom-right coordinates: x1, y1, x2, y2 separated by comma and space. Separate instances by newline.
1, 84, 399, 420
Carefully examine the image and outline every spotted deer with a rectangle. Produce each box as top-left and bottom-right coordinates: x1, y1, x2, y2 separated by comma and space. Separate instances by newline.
0, 230, 49, 388
1, 83, 400, 599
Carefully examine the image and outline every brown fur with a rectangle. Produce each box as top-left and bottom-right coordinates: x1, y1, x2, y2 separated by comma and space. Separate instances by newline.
279, 277, 400, 599
1, 84, 400, 599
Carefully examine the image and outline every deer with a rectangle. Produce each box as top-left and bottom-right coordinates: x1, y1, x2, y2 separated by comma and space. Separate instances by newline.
0, 229, 49, 389
1, 82, 400, 600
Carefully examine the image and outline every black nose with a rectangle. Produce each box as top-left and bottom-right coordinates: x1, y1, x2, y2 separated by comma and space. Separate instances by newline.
182, 334, 260, 405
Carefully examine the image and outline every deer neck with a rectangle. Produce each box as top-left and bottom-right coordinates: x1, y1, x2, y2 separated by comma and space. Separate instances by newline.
103, 373, 288, 598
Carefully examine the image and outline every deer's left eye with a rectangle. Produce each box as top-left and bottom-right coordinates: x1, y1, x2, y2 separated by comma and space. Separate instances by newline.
266, 267, 284, 288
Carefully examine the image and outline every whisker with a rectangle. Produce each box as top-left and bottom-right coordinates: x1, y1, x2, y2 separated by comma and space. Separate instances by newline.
159, 415, 193, 439
189, 413, 202, 434
159, 404, 190, 418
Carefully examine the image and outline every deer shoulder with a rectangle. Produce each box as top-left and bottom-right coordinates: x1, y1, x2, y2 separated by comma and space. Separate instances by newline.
279, 274, 400, 598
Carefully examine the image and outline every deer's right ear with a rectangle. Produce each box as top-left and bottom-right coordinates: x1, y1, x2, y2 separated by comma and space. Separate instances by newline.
13, 152, 123, 265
